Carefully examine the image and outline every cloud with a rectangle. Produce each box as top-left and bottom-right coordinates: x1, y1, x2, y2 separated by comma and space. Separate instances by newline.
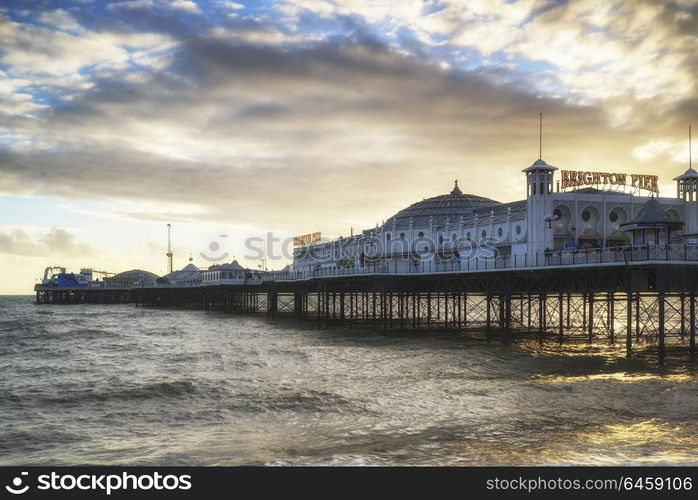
0, 12, 176, 118
0, 227, 95, 257
0, 34, 655, 233
278, 0, 698, 121
170, 1, 201, 14
0, 1, 696, 238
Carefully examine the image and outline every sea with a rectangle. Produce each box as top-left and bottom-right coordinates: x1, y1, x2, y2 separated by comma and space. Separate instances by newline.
1, 295, 697, 466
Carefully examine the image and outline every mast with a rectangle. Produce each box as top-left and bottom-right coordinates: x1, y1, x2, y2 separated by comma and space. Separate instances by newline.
539, 112, 543, 160
166, 223, 173, 274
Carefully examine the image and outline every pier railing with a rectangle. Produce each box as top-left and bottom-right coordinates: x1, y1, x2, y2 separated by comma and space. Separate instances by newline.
35, 244, 698, 290
263, 244, 698, 281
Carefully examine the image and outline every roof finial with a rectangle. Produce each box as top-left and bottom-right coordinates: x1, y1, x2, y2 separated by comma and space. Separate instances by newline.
451, 179, 462, 195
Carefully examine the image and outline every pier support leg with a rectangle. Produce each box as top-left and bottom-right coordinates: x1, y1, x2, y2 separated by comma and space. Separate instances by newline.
587, 293, 594, 344
626, 293, 633, 358
372, 292, 377, 332
691, 293, 696, 356
504, 294, 511, 344
527, 294, 531, 332
681, 293, 686, 341
425, 293, 431, 328
558, 293, 564, 345
339, 292, 345, 327
635, 294, 641, 342
538, 294, 545, 344
658, 293, 666, 365
608, 292, 615, 344
268, 291, 278, 318
317, 291, 322, 329
486, 294, 492, 342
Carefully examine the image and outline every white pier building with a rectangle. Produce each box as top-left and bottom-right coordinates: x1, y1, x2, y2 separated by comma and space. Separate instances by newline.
291, 157, 698, 275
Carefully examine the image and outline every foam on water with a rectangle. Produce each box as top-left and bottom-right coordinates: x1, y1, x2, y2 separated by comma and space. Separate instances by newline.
0, 295, 697, 465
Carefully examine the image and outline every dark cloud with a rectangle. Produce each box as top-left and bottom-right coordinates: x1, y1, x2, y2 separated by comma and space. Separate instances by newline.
0, 36, 609, 230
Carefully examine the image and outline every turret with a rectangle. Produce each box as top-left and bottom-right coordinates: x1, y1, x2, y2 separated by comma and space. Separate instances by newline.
675, 125, 698, 240
523, 158, 557, 254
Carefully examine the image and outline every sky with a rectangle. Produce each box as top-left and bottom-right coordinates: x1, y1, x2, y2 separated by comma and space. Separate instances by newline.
1, 0, 697, 293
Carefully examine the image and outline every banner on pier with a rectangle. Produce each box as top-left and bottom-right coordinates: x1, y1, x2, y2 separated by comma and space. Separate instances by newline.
293, 232, 322, 247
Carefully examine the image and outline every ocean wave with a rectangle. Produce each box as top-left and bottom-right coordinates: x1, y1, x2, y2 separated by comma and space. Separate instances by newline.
2, 380, 204, 406
226, 389, 358, 414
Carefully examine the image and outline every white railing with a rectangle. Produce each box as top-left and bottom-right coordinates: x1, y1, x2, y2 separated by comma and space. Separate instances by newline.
262, 244, 698, 281
35, 245, 698, 290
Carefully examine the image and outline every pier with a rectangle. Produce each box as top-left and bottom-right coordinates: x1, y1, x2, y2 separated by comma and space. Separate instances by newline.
35, 246, 698, 364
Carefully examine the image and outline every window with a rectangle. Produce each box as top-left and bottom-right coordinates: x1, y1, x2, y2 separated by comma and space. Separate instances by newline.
532, 183, 536, 195
609, 211, 618, 223
452, 233, 457, 242
386, 233, 391, 241
400, 232, 405, 239
553, 209, 562, 219
498, 227, 503, 237
581, 210, 591, 222
516, 225, 522, 235
439, 235, 443, 244
418, 231, 424, 237
481, 230, 487, 238
466, 232, 471, 239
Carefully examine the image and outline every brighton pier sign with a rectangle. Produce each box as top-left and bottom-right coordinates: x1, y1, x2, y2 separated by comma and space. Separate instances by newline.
560, 170, 659, 194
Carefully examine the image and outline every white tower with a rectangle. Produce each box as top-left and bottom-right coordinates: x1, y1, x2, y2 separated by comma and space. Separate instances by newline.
523, 158, 557, 255
674, 125, 698, 242
523, 113, 557, 255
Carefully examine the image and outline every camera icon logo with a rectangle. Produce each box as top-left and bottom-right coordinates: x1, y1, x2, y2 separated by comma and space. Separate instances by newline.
5, 472, 29, 494
200, 234, 230, 262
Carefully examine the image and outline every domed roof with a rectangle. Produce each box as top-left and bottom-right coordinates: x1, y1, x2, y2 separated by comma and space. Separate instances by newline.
522, 158, 558, 172
673, 167, 698, 181
385, 181, 500, 230
107, 269, 159, 284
